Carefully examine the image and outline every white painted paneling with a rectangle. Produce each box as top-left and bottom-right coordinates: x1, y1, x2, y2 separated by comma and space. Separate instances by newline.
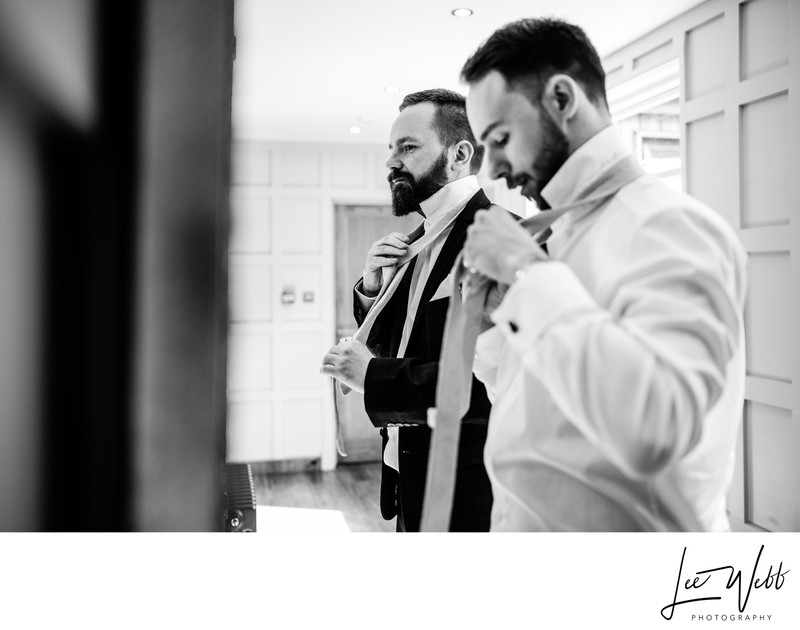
227, 401, 273, 462
275, 197, 322, 254
228, 330, 272, 391
685, 13, 726, 99
279, 264, 322, 322
740, 0, 788, 80
280, 331, 324, 391
633, 40, 674, 71
230, 188, 271, 253
281, 150, 321, 187
280, 399, 323, 459
374, 151, 389, 189
229, 258, 272, 322
747, 401, 793, 531
232, 142, 271, 185
685, 113, 731, 217
331, 152, 367, 188
745, 252, 792, 382
740, 92, 790, 228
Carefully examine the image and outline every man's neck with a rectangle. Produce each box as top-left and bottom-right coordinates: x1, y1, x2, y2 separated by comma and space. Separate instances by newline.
419, 174, 479, 223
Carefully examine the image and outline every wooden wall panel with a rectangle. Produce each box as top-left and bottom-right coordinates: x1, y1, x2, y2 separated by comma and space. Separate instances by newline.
229, 258, 272, 322
230, 188, 271, 253
281, 331, 324, 391
276, 197, 322, 253
228, 330, 272, 391
740, 0, 788, 80
740, 92, 790, 227
745, 252, 792, 381
747, 401, 793, 531
227, 401, 274, 462
282, 150, 321, 187
686, 12, 727, 99
281, 399, 323, 459
232, 142, 271, 185
331, 152, 368, 188
685, 113, 731, 214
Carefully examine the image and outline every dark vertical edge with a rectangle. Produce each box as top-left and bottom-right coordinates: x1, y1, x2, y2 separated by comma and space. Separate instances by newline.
40, 0, 142, 531
217, 0, 235, 528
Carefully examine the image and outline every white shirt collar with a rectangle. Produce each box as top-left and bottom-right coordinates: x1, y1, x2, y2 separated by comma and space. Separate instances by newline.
541, 125, 630, 226
419, 174, 479, 230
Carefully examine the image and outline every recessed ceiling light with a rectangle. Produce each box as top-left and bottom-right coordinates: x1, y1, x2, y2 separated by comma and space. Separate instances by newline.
451, 8, 473, 18
385, 85, 401, 93
349, 126, 362, 134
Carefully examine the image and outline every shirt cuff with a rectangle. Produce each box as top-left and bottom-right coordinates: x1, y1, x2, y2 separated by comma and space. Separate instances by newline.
354, 280, 378, 312
490, 261, 597, 352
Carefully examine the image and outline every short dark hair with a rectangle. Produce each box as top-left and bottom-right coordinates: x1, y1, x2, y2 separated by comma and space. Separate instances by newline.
461, 18, 608, 110
399, 88, 485, 173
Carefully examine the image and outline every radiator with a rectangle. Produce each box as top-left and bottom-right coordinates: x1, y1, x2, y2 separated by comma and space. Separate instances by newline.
224, 463, 257, 532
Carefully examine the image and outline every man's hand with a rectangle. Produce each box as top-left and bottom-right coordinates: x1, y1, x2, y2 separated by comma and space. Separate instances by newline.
320, 339, 374, 394
362, 232, 410, 296
464, 206, 547, 284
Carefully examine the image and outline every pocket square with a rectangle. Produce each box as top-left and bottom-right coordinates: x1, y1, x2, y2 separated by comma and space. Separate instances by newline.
430, 275, 452, 301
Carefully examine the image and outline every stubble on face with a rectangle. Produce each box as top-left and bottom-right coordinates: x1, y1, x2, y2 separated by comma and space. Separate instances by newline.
388, 150, 449, 216
526, 108, 570, 206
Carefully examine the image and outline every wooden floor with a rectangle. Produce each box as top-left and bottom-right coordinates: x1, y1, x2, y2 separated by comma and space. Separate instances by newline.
253, 461, 395, 532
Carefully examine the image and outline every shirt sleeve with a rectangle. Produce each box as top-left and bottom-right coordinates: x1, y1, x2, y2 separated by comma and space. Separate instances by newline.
473, 326, 505, 403
490, 207, 747, 478
354, 279, 377, 313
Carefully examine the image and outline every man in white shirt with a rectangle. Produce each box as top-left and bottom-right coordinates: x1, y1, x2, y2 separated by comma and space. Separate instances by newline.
321, 89, 494, 531
456, 18, 748, 531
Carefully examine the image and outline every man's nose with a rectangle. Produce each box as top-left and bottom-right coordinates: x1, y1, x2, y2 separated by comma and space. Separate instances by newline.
385, 152, 402, 170
486, 151, 509, 181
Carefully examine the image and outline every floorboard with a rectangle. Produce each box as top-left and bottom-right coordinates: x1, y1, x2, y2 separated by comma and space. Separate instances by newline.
253, 461, 395, 532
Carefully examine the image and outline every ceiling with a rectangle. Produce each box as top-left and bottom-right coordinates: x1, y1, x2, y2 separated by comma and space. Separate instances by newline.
232, 0, 705, 146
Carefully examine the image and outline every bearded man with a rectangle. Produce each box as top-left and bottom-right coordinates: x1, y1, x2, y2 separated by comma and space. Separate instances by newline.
321, 89, 494, 532
459, 18, 747, 531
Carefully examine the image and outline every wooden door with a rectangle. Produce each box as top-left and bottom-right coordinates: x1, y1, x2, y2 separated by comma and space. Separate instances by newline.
334, 204, 419, 462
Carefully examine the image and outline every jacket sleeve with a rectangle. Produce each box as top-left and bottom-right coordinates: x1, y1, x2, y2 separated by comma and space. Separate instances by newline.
352, 278, 374, 326
363, 357, 491, 428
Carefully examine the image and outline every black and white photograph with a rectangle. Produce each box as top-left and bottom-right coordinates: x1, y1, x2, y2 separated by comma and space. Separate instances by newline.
0, 0, 798, 628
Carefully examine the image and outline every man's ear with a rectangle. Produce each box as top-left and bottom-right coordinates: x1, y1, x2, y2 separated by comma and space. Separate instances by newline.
540, 74, 580, 127
450, 140, 475, 171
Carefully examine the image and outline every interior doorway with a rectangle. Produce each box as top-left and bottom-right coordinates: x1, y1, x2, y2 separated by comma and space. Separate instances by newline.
333, 204, 418, 462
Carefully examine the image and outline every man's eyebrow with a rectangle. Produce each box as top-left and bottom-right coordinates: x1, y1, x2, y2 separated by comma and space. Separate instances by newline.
478, 121, 501, 143
389, 135, 418, 149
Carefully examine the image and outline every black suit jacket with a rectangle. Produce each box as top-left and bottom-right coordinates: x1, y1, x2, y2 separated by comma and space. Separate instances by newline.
352, 188, 493, 532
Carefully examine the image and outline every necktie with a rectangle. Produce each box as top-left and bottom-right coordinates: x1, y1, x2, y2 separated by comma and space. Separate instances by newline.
332, 205, 459, 456
419, 156, 647, 532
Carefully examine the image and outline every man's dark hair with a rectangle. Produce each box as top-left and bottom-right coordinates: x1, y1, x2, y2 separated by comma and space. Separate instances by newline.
399, 88, 485, 173
461, 18, 608, 110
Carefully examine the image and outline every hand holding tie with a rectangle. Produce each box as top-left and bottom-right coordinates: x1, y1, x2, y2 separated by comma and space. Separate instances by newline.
462, 206, 549, 285
361, 232, 410, 296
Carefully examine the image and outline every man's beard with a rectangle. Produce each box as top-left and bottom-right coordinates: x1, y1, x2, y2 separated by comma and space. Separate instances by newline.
525, 112, 570, 208
388, 151, 449, 217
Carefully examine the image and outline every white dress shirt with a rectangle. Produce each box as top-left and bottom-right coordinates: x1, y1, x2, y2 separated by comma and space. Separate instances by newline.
473, 126, 748, 531
357, 175, 480, 470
